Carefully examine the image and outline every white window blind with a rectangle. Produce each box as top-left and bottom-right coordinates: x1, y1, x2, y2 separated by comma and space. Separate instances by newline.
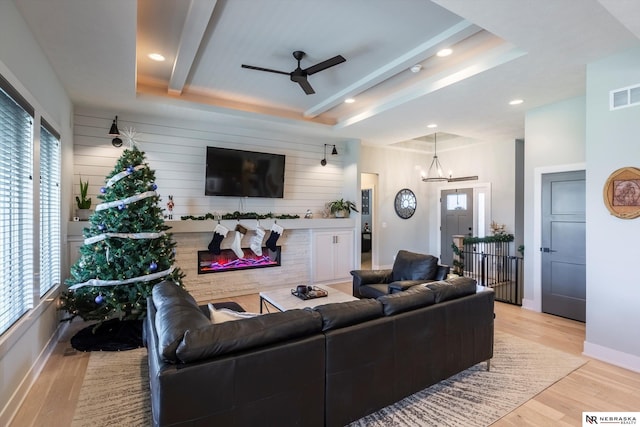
0, 78, 34, 336
40, 121, 60, 297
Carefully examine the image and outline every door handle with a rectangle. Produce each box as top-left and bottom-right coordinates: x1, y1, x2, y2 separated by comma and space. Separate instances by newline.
540, 247, 557, 253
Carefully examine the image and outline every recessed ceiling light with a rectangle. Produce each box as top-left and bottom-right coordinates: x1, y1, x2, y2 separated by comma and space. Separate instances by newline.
427, 123, 438, 128
344, 98, 355, 104
437, 48, 453, 57
410, 64, 422, 73
509, 99, 524, 105
148, 53, 166, 62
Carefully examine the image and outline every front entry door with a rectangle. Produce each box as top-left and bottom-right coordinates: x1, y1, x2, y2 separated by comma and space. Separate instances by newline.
541, 171, 586, 322
440, 188, 473, 266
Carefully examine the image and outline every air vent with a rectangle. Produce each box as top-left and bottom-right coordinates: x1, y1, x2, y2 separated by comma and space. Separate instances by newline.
610, 84, 640, 110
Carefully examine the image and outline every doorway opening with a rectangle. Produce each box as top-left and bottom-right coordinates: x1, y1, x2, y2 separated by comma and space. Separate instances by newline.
360, 173, 378, 269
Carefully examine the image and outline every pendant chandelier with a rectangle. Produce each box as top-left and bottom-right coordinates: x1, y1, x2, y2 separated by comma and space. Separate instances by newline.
422, 132, 448, 182
421, 132, 479, 183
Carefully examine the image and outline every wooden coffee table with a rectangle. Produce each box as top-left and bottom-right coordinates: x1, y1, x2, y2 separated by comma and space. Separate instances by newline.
259, 285, 357, 313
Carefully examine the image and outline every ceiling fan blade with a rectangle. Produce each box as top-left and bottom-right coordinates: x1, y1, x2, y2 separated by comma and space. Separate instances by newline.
304, 55, 346, 75
241, 64, 290, 75
294, 77, 315, 95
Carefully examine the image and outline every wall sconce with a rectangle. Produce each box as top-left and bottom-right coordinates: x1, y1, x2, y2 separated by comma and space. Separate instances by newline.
320, 144, 338, 166
109, 116, 123, 147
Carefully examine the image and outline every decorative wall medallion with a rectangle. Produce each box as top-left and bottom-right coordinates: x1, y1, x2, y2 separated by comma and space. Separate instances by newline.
394, 188, 416, 219
603, 166, 640, 219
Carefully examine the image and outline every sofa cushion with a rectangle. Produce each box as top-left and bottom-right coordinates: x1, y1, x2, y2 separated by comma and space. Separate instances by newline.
425, 276, 477, 303
152, 280, 210, 363
313, 299, 383, 331
176, 309, 323, 363
391, 250, 438, 281
377, 286, 436, 315
208, 303, 260, 324
358, 283, 390, 299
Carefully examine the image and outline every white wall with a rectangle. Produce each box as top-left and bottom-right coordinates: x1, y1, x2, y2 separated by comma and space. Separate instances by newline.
360, 138, 516, 269
523, 96, 586, 308
0, 2, 73, 424
73, 108, 353, 220
583, 46, 640, 371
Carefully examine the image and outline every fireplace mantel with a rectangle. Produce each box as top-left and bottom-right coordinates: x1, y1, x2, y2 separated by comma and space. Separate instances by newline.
67, 218, 356, 236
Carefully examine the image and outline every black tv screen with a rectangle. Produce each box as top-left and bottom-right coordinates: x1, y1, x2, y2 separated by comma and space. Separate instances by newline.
205, 147, 285, 198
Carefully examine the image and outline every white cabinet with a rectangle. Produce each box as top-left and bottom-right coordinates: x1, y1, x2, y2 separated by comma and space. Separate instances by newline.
312, 229, 354, 283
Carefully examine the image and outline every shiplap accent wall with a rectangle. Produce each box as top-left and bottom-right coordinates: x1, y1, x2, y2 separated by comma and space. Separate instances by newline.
72, 108, 350, 219
71, 108, 355, 298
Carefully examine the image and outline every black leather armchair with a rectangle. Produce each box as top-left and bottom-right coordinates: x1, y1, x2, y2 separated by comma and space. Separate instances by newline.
351, 250, 450, 298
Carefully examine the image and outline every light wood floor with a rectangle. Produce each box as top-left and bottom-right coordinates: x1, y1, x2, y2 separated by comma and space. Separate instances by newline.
9, 282, 640, 427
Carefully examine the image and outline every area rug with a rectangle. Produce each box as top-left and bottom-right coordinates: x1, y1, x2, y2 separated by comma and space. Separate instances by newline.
348, 332, 587, 426
71, 348, 151, 426
71, 331, 586, 426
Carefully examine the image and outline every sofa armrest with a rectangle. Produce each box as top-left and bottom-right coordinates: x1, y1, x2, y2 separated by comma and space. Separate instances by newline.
434, 264, 450, 281
350, 269, 392, 298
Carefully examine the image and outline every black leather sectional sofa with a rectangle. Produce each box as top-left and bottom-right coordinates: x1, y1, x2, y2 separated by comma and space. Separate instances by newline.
144, 278, 494, 426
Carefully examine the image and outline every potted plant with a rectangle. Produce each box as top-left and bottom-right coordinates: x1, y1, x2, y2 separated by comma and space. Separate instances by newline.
75, 177, 92, 220
328, 199, 358, 218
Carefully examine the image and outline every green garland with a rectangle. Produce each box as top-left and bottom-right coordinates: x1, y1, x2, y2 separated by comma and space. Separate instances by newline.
450, 234, 515, 274
463, 234, 514, 244
180, 211, 300, 221
451, 243, 464, 275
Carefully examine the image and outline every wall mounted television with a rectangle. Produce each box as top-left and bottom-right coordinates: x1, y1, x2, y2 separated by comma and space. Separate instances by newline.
205, 146, 285, 198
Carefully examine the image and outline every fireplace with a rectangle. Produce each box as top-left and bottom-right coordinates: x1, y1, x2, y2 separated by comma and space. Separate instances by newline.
197, 246, 281, 274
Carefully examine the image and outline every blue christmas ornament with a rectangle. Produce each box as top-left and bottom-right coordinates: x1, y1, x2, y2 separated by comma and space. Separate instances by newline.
95, 295, 104, 304
150, 183, 157, 190
118, 202, 126, 210
149, 261, 158, 272
127, 165, 135, 173
100, 187, 106, 194
98, 223, 105, 231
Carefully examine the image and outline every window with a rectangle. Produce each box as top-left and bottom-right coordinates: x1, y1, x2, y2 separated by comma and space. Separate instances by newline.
0, 77, 34, 336
40, 121, 61, 297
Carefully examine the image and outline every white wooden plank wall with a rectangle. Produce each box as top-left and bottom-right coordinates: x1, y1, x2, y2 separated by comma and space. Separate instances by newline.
72, 109, 347, 220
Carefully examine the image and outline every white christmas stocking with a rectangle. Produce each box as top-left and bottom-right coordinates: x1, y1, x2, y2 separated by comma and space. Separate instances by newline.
231, 224, 247, 259
250, 226, 266, 256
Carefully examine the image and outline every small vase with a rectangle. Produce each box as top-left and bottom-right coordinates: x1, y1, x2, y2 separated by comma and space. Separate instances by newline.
334, 210, 349, 218
76, 209, 92, 221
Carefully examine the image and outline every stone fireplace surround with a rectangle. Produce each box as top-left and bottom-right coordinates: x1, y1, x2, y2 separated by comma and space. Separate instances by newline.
67, 218, 356, 303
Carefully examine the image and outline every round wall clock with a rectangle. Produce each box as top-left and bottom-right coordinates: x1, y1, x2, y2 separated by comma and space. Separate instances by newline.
394, 188, 417, 219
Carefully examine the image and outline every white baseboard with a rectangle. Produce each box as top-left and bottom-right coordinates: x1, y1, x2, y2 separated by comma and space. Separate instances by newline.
583, 340, 640, 373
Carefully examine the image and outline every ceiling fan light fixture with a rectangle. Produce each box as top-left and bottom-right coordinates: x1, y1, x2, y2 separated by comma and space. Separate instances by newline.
241, 50, 346, 95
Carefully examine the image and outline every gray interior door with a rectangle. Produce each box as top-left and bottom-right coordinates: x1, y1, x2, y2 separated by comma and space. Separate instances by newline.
440, 188, 473, 266
541, 171, 586, 322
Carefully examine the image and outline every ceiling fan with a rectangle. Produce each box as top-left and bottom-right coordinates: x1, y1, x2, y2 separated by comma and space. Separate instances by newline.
241, 50, 346, 95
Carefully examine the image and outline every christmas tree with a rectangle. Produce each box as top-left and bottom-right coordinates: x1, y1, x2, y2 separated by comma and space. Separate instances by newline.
61, 138, 184, 322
